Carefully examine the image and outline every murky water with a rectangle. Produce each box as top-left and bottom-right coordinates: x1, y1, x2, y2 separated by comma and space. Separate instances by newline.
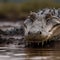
0, 40, 60, 60
0, 21, 60, 60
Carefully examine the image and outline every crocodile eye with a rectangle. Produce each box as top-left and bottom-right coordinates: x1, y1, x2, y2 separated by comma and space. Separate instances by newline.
30, 13, 36, 22
45, 14, 51, 20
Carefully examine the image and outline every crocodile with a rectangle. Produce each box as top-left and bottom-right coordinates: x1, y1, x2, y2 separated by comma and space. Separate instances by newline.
24, 9, 60, 46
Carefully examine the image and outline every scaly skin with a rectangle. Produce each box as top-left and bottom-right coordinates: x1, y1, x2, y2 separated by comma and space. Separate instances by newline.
24, 9, 60, 46
25, 25, 60, 45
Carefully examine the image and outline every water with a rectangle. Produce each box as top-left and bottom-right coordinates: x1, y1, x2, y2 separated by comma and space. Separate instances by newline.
0, 44, 59, 60
0, 40, 59, 60
0, 21, 60, 60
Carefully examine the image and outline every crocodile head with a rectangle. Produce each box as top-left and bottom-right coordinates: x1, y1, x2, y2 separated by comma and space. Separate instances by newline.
24, 11, 60, 41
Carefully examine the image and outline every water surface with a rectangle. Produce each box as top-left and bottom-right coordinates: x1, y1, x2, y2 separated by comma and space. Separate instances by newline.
0, 21, 60, 60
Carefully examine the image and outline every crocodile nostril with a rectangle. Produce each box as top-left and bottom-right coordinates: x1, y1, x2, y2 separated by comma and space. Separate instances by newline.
28, 31, 31, 35
40, 31, 42, 34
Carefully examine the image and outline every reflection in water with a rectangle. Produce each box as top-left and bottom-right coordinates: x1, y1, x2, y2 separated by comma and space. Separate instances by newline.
24, 48, 60, 60
0, 43, 60, 60
0, 21, 60, 60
